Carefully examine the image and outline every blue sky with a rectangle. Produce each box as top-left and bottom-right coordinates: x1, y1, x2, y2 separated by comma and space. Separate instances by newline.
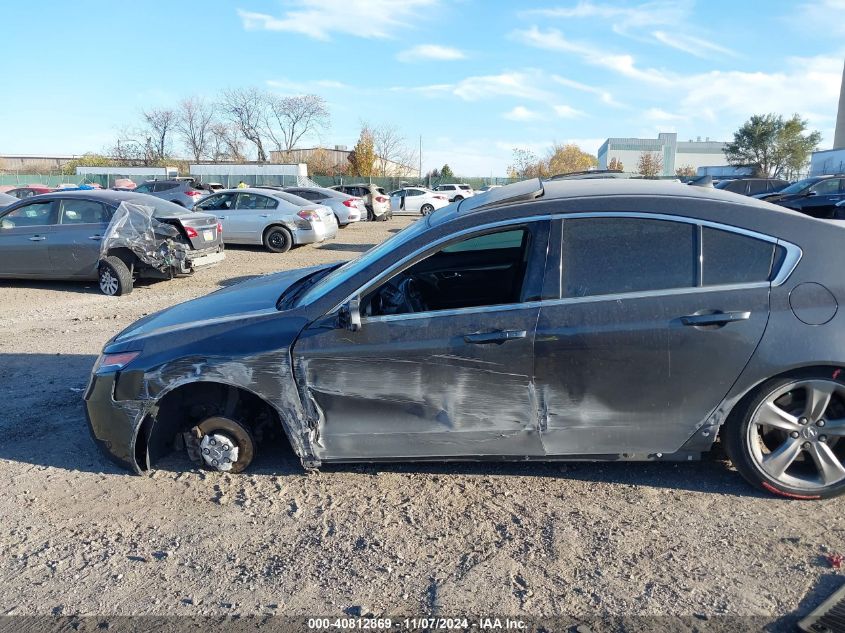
1, 0, 844, 176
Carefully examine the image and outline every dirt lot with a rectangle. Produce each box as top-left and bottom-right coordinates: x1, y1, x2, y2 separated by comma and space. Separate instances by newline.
0, 216, 843, 628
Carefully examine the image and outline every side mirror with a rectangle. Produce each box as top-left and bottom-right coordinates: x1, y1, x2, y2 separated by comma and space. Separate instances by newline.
338, 298, 362, 332
806, 190, 818, 197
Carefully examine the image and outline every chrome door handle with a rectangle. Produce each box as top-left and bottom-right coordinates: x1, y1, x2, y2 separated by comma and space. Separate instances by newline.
88, 235, 102, 241
681, 311, 751, 327
260, 214, 270, 218
464, 330, 527, 345
28, 236, 46, 241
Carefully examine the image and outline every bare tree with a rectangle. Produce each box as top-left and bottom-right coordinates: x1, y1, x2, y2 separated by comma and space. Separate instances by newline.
220, 88, 270, 161
209, 122, 246, 162
142, 108, 177, 161
176, 97, 216, 162
266, 94, 330, 157
373, 123, 416, 177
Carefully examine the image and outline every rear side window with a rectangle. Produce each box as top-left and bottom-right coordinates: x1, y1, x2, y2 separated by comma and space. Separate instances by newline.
236, 193, 278, 210
702, 227, 775, 286
562, 218, 695, 298
134, 183, 154, 193
59, 199, 111, 224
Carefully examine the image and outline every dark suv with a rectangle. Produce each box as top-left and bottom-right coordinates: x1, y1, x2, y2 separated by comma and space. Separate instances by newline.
755, 175, 845, 218
714, 178, 788, 197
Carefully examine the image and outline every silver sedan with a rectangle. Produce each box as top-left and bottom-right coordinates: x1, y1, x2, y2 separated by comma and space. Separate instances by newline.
193, 188, 337, 253
283, 186, 366, 227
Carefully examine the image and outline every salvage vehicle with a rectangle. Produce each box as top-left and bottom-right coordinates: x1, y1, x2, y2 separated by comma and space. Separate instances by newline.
193, 187, 338, 252
86, 179, 845, 499
0, 190, 224, 295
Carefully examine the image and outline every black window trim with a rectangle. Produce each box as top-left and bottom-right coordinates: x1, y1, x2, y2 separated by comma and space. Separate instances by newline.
329, 212, 802, 318
554, 212, 800, 303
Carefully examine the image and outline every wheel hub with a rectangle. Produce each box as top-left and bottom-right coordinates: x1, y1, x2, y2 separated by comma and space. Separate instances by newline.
749, 379, 845, 490
199, 433, 239, 472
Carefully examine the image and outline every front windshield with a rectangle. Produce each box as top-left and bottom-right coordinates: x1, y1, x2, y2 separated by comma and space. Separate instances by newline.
777, 178, 814, 195
296, 217, 429, 306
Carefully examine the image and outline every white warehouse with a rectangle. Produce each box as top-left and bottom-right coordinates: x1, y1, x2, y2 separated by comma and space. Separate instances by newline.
598, 132, 728, 176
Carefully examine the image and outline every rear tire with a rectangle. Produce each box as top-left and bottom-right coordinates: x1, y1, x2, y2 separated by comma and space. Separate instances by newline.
420, 204, 434, 215
263, 226, 292, 253
98, 256, 133, 296
723, 372, 845, 499
453, 195, 464, 202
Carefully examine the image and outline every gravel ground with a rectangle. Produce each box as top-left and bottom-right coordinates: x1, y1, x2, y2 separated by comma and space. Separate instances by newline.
0, 216, 843, 629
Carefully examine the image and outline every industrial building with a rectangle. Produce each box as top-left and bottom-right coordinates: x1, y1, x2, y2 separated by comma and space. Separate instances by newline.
597, 132, 728, 176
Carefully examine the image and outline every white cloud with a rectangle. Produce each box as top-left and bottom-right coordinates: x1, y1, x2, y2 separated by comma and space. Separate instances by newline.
523, 1, 735, 59
643, 108, 686, 122
523, 0, 688, 30
652, 31, 737, 59
797, 0, 845, 36
550, 75, 622, 107
503, 106, 531, 121
400, 70, 556, 102
512, 26, 673, 85
397, 44, 465, 62
553, 105, 585, 118
503, 106, 541, 121
238, 0, 438, 40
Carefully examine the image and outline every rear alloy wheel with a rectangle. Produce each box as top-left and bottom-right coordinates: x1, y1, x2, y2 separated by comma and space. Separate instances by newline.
191, 416, 255, 474
725, 375, 845, 499
420, 204, 434, 215
263, 226, 292, 253
98, 256, 133, 296
453, 195, 464, 202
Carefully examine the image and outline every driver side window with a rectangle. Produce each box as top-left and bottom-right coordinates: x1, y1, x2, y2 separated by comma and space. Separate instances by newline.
363, 227, 533, 318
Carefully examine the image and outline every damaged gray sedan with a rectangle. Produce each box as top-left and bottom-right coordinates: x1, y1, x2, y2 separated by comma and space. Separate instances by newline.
86, 179, 845, 499
0, 190, 224, 295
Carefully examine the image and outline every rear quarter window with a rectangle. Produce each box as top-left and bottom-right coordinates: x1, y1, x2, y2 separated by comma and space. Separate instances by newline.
702, 227, 775, 285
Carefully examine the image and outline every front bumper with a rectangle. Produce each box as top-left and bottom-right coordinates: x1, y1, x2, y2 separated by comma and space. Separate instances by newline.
84, 371, 145, 473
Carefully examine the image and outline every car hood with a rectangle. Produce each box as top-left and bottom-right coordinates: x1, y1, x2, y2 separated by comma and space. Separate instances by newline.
112, 263, 334, 344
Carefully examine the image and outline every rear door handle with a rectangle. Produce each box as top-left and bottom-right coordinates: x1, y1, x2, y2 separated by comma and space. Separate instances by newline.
681, 311, 751, 327
28, 236, 46, 241
464, 330, 527, 345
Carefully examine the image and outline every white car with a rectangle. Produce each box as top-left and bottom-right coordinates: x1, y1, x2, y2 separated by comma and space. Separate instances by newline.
434, 183, 475, 201
389, 187, 450, 215
194, 188, 337, 253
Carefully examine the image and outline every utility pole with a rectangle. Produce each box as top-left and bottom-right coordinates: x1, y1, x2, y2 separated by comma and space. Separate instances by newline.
419, 135, 422, 182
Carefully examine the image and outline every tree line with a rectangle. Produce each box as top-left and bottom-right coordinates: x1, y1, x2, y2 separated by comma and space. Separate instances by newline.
59, 88, 419, 179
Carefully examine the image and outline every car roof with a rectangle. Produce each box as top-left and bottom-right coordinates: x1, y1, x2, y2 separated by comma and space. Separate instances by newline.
429, 177, 812, 227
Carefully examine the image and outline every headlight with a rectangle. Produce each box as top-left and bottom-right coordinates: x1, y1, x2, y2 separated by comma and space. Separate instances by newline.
95, 351, 140, 373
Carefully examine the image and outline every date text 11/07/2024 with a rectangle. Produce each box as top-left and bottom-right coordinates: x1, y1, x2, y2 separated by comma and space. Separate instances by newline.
307, 617, 528, 630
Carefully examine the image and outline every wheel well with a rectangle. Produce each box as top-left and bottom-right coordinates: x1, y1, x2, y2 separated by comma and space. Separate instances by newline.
263, 223, 291, 237
104, 247, 138, 271
718, 364, 845, 440
136, 381, 291, 470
